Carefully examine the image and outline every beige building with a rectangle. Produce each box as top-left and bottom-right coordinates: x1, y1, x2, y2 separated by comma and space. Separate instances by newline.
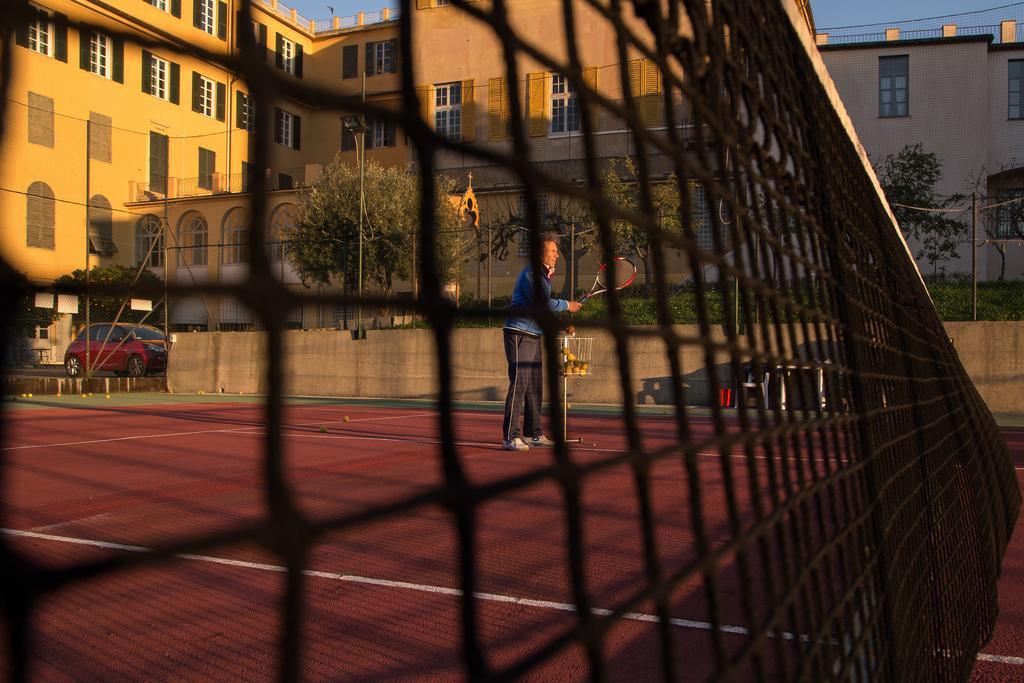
818, 20, 1024, 279
4, 0, 816, 346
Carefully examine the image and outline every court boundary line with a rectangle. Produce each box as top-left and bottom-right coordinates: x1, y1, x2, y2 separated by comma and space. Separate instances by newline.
2, 527, 1019, 665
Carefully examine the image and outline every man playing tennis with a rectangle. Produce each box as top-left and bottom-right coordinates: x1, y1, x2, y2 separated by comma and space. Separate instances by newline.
502, 233, 581, 452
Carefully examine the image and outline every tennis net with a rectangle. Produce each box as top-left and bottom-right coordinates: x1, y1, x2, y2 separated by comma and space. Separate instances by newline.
1, 0, 1019, 680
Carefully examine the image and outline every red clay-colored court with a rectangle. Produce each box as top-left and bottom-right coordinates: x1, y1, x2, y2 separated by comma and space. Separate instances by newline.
2, 397, 1022, 680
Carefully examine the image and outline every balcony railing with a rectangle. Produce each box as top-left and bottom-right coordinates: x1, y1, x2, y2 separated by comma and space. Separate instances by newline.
129, 167, 310, 203
253, 0, 397, 35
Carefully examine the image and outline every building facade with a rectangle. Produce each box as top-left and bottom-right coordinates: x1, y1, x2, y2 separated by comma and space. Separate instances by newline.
4, 0, 817, 350
818, 20, 1024, 280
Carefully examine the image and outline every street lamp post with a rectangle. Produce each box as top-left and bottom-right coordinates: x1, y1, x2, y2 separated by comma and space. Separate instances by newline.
342, 76, 369, 339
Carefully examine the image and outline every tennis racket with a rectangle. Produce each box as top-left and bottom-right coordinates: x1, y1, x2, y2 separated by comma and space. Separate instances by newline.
579, 257, 638, 303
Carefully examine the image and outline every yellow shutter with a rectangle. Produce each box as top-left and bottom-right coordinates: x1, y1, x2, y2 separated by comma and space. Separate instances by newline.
488, 76, 510, 140
643, 60, 662, 126
417, 85, 432, 128
628, 59, 643, 99
415, 0, 433, 9
461, 79, 475, 142
582, 66, 598, 131
528, 72, 548, 137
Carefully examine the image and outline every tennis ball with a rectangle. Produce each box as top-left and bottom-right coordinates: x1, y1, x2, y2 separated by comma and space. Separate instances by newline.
27, 393, 33, 398
105, 394, 110, 399
343, 416, 350, 423
561, 346, 571, 355
319, 425, 327, 433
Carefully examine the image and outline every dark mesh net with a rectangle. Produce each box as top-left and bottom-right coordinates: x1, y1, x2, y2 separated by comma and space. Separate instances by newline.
0, 0, 1018, 680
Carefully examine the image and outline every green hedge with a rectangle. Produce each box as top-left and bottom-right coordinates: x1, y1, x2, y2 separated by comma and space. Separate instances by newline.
925, 279, 1024, 321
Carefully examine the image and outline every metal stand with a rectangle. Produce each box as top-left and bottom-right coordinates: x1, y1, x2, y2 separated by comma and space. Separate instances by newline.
560, 335, 594, 445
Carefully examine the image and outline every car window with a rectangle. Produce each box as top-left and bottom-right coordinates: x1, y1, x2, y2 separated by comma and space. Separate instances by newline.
130, 327, 164, 341
75, 328, 88, 342
89, 325, 110, 342
109, 326, 127, 342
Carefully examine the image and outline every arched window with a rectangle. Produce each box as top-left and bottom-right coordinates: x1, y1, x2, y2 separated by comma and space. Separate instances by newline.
221, 207, 250, 265
269, 203, 297, 263
135, 215, 164, 268
177, 211, 208, 266
88, 194, 116, 256
26, 181, 55, 249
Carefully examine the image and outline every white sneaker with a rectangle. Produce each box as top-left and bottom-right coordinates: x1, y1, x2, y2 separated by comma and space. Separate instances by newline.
529, 435, 555, 447
502, 437, 530, 451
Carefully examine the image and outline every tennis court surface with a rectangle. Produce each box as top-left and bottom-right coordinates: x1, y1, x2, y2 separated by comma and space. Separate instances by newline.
1, 395, 1022, 680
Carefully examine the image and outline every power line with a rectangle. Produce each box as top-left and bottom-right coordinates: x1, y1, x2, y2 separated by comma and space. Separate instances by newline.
818, 1, 1024, 31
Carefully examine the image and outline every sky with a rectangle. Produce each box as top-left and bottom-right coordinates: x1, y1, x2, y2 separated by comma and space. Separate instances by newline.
280, 0, 1018, 26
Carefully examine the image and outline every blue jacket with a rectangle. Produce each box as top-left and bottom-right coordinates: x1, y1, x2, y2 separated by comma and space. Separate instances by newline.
504, 265, 568, 336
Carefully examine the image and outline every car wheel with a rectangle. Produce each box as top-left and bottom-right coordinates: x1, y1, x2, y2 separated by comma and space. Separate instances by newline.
65, 355, 82, 377
126, 355, 146, 378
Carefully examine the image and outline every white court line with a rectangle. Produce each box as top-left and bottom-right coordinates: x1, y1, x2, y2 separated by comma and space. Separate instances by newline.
0, 412, 426, 452
2, 527, 1019, 663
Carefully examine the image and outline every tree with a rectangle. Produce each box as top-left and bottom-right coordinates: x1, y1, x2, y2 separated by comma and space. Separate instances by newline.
876, 143, 966, 276
593, 157, 686, 287
54, 265, 166, 326
288, 157, 465, 297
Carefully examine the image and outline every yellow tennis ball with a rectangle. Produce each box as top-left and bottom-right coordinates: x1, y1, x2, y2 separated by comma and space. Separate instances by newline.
105, 394, 110, 399
27, 393, 33, 398
566, 352, 576, 362
343, 416, 350, 423
561, 346, 571, 355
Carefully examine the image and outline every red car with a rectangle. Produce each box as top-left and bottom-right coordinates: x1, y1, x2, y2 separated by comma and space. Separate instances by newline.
64, 324, 169, 378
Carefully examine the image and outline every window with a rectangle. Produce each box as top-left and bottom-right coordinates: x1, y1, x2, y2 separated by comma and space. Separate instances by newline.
1011, 60, 1023, 120
434, 82, 462, 141
342, 44, 358, 79
135, 215, 164, 268
367, 40, 396, 76
274, 33, 303, 77
149, 0, 167, 10
198, 148, 215, 191
89, 112, 112, 163
689, 181, 712, 251
17, 5, 67, 61
88, 195, 116, 256
221, 208, 249, 264
196, 74, 215, 117
177, 211, 208, 266
995, 190, 1024, 238
148, 54, 168, 100
236, 91, 254, 130
269, 204, 297, 263
550, 74, 580, 134
89, 32, 111, 78
370, 118, 395, 148
28, 92, 54, 148
435, 0, 451, 5
274, 108, 301, 150
278, 173, 294, 190
515, 194, 549, 257
196, 0, 216, 35
26, 181, 55, 250
241, 161, 255, 192
879, 55, 909, 118
28, 8, 54, 57
149, 131, 168, 195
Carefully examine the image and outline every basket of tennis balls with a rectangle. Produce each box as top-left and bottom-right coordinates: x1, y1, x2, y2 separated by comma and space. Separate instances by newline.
560, 336, 593, 377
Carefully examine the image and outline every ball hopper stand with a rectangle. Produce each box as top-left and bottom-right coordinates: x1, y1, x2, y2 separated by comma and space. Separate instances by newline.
560, 334, 594, 446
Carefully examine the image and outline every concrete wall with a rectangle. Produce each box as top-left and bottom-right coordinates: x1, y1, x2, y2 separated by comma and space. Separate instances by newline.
946, 322, 1024, 414
167, 323, 1024, 414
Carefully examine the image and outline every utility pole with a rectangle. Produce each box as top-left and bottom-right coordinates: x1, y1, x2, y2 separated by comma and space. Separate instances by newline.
85, 119, 91, 380
357, 71, 366, 339
972, 192, 978, 321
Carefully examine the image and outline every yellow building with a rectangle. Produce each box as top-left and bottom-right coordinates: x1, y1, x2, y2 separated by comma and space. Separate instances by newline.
3, 0, 815, 337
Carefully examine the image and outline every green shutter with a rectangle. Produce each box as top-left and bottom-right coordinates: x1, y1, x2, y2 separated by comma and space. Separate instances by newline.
295, 44, 303, 78
215, 81, 225, 121
54, 13, 68, 62
292, 114, 301, 150
171, 0, 181, 19
217, 2, 227, 40
192, 71, 201, 112
112, 37, 123, 83
236, 91, 245, 128
141, 50, 152, 93
169, 62, 180, 104
275, 33, 283, 69
80, 29, 92, 70
365, 42, 375, 76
